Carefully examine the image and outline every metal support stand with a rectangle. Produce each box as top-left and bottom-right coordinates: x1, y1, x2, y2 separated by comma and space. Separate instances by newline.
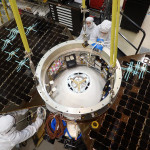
25, 51, 35, 75
109, 66, 116, 100
81, 7, 89, 47
25, 51, 39, 85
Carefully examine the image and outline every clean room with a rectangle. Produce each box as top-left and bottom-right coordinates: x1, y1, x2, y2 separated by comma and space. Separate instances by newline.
0, 0, 150, 150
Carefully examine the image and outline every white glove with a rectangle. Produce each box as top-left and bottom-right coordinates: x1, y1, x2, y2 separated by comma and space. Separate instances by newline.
37, 107, 46, 120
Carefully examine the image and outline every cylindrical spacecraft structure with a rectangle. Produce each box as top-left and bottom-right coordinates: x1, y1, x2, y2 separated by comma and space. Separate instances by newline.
36, 40, 122, 120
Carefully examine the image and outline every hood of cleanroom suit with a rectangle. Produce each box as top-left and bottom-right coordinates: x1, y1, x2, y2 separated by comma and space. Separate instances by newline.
86, 17, 94, 29
97, 20, 112, 43
89, 20, 112, 47
98, 20, 111, 33
77, 17, 97, 40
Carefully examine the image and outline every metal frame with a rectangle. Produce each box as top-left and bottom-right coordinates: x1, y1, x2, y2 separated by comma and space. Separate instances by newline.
119, 11, 146, 55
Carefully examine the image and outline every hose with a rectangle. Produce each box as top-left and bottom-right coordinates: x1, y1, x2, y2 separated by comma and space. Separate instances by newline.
45, 114, 66, 139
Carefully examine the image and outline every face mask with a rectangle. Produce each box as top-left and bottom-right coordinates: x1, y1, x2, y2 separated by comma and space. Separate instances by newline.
86, 22, 93, 29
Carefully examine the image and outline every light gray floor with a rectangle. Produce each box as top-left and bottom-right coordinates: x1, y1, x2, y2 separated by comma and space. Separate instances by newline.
139, 47, 150, 54
20, 138, 65, 150
118, 6, 150, 56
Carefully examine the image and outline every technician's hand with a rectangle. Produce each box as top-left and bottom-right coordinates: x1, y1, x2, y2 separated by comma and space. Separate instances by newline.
37, 107, 46, 120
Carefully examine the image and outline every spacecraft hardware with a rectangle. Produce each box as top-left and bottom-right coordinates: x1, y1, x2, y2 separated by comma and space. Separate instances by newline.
36, 40, 122, 120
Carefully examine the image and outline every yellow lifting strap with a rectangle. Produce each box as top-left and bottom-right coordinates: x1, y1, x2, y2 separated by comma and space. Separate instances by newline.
110, 0, 120, 67
2, 0, 10, 21
113, 0, 120, 67
43, 0, 48, 3
82, 0, 86, 9
0, 11, 4, 24
9, 0, 30, 53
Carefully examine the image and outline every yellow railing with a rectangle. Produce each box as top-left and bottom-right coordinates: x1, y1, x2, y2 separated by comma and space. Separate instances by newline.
0, 11, 4, 24
2, 0, 10, 21
82, 0, 86, 9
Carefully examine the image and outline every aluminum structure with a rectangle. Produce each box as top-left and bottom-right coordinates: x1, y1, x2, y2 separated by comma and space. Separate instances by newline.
36, 40, 122, 120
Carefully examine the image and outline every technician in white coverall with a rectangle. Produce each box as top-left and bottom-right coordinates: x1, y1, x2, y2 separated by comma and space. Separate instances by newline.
0, 107, 45, 150
90, 20, 112, 48
76, 17, 98, 41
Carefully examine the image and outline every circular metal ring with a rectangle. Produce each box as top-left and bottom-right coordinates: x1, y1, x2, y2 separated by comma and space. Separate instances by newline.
36, 40, 122, 120
91, 121, 99, 129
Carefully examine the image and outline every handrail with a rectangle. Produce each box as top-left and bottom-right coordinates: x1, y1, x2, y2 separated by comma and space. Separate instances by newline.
119, 11, 146, 54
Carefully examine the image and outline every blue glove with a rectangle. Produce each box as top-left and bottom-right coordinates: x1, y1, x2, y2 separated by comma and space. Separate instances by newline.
91, 43, 103, 51
97, 38, 104, 43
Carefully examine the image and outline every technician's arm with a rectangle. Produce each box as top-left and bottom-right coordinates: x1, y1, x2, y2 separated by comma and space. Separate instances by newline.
11, 117, 43, 144
76, 28, 84, 40
105, 32, 111, 48
89, 28, 99, 43
9, 109, 28, 117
